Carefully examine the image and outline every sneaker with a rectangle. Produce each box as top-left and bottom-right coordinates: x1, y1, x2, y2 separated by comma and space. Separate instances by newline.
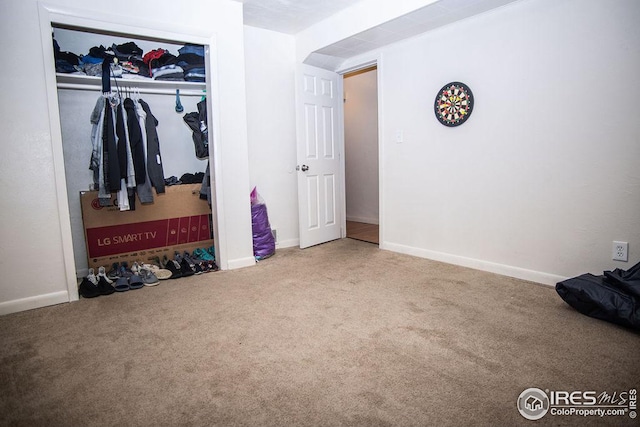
141, 263, 172, 280
98, 266, 113, 284
179, 257, 195, 277
131, 262, 141, 275
194, 248, 215, 262
163, 256, 182, 279
97, 275, 116, 295
87, 268, 99, 286
119, 263, 133, 278
107, 262, 120, 280
79, 277, 100, 298
182, 252, 203, 275
206, 246, 216, 259
140, 268, 160, 286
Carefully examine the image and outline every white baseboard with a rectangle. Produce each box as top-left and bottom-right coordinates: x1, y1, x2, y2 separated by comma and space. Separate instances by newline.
381, 242, 565, 287
0, 291, 70, 316
276, 238, 299, 249
226, 256, 256, 270
346, 216, 379, 225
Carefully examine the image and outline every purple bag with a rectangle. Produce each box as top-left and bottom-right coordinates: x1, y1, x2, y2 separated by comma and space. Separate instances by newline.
250, 187, 275, 260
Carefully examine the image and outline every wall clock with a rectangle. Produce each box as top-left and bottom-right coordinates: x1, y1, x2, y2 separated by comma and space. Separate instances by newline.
434, 82, 474, 127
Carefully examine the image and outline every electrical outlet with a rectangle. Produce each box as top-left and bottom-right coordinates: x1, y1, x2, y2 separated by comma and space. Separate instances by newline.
612, 241, 628, 262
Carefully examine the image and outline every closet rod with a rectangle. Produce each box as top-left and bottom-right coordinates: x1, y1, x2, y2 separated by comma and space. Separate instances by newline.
56, 82, 205, 96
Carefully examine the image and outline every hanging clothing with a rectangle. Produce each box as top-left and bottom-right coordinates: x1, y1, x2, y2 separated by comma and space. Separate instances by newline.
182, 99, 208, 159
102, 97, 120, 196
124, 98, 147, 185
132, 99, 154, 204
89, 97, 110, 206
89, 92, 167, 210
138, 99, 166, 194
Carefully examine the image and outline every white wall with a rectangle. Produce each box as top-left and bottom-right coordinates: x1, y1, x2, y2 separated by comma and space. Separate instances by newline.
0, 0, 254, 314
378, 0, 640, 283
344, 69, 379, 224
244, 26, 299, 248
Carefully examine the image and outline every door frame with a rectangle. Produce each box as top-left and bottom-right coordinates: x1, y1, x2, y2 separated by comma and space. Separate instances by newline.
336, 54, 384, 248
37, 3, 225, 302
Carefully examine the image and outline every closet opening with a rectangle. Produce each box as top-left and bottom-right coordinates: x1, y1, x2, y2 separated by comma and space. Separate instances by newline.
39, 5, 223, 301
343, 65, 379, 245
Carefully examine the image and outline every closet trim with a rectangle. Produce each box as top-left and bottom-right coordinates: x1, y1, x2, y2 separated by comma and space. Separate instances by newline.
38, 2, 226, 302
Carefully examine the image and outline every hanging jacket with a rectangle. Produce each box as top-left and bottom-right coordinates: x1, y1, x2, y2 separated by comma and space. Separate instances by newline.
124, 98, 146, 185
183, 99, 208, 159
138, 99, 166, 194
132, 99, 154, 204
90, 96, 110, 206
116, 101, 136, 189
115, 100, 128, 180
102, 99, 120, 195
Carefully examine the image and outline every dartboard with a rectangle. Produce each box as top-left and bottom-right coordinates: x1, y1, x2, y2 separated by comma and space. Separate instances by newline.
434, 82, 474, 127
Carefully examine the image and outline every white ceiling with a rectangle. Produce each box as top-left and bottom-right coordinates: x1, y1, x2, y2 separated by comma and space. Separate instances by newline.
237, 0, 364, 35
317, 0, 520, 58
236, 0, 521, 66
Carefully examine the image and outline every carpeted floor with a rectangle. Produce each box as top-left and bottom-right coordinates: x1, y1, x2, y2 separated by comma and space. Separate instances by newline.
1, 239, 638, 427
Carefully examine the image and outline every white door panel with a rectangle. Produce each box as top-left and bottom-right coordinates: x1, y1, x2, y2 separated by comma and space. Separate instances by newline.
296, 64, 342, 249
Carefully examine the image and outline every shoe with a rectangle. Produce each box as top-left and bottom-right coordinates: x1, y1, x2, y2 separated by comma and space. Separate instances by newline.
141, 263, 172, 280
194, 248, 215, 262
131, 262, 141, 275
119, 263, 133, 278
179, 258, 195, 277
87, 268, 99, 285
114, 277, 130, 292
107, 263, 120, 280
140, 268, 160, 286
98, 266, 113, 284
164, 257, 182, 279
97, 276, 116, 295
79, 278, 100, 298
190, 251, 212, 273
182, 252, 203, 275
128, 274, 144, 290
206, 246, 216, 259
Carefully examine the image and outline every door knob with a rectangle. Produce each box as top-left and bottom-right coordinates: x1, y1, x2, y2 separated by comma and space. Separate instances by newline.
296, 165, 309, 172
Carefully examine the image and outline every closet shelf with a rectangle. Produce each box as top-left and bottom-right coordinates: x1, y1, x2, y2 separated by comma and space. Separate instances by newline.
56, 73, 206, 96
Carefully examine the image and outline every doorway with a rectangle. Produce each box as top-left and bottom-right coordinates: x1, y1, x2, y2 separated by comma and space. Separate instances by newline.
343, 66, 379, 245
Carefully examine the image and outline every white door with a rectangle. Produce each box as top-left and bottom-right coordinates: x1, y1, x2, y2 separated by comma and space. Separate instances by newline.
296, 64, 343, 249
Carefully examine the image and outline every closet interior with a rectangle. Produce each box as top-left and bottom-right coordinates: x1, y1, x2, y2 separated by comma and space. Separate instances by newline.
53, 24, 218, 293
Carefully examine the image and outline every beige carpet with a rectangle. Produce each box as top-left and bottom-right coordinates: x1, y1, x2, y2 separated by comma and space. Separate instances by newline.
1, 239, 638, 427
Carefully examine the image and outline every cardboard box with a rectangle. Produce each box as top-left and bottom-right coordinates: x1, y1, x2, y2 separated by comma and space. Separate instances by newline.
80, 184, 214, 269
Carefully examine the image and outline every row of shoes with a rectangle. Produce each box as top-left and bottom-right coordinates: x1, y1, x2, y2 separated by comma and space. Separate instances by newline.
78, 264, 159, 298
154, 247, 219, 279
78, 248, 219, 298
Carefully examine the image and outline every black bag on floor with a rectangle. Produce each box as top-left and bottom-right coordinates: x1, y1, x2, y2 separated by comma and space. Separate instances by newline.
556, 261, 640, 330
